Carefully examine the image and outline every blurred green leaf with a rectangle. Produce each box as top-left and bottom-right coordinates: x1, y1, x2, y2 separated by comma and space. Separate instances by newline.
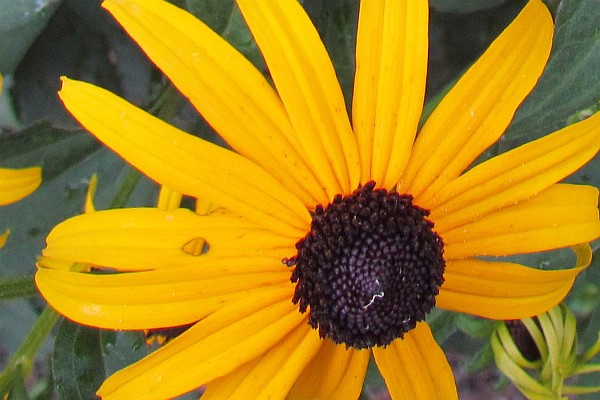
100, 330, 150, 378
184, 0, 235, 34
464, 341, 495, 374
430, 0, 510, 13
182, 0, 265, 74
455, 314, 496, 339
0, 0, 62, 73
53, 320, 104, 400
0, 276, 36, 299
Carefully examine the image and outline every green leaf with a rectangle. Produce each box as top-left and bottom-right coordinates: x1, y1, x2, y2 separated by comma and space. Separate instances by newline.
182, 0, 265, 74
0, 0, 62, 73
52, 320, 105, 400
427, 308, 458, 345
100, 330, 150, 378
455, 314, 496, 339
464, 342, 495, 374
0, 276, 36, 299
184, 0, 235, 34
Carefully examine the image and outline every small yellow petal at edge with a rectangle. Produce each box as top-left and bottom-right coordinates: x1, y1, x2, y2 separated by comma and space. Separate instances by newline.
84, 174, 98, 213
0, 229, 9, 249
0, 166, 42, 206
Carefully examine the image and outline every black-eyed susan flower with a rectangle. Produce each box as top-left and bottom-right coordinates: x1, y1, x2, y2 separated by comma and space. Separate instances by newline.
35, 0, 600, 398
0, 74, 42, 248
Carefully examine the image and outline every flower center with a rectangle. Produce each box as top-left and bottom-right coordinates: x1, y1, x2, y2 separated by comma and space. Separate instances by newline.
285, 181, 445, 349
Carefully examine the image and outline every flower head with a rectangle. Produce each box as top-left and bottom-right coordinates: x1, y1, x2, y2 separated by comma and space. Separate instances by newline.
36, 0, 600, 399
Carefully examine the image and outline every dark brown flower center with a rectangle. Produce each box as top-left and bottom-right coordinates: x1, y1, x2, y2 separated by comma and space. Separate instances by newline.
505, 320, 541, 362
285, 181, 445, 349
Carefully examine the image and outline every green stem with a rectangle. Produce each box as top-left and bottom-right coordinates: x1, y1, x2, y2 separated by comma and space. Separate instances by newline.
0, 275, 37, 299
562, 384, 600, 395
0, 306, 60, 398
109, 168, 141, 209
571, 363, 600, 375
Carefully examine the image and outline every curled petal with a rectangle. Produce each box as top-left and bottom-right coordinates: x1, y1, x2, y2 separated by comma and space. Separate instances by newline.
437, 245, 590, 320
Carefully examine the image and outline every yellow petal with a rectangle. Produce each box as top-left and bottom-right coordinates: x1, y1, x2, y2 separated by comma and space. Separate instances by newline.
156, 185, 182, 211
40, 207, 295, 271
236, 0, 360, 198
0, 167, 42, 206
373, 322, 457, 399
353, 0, 428, 187
0, 229, 9, 249
200, 358, 261, 400
36, 266, 289, 329
102, 0, 327, 207
58, 77, 310, 236
97, 289, 303, 400
437, 247, 589, 319
84, 174, 98, 213
402, 0, 553, 199
208, 324, 321, 399
442, 184, 600, 259
288, 339, 370, 400
429, 111, 600, 228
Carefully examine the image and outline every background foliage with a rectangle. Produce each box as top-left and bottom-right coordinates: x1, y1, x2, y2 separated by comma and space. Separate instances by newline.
0, 0, 598, 398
